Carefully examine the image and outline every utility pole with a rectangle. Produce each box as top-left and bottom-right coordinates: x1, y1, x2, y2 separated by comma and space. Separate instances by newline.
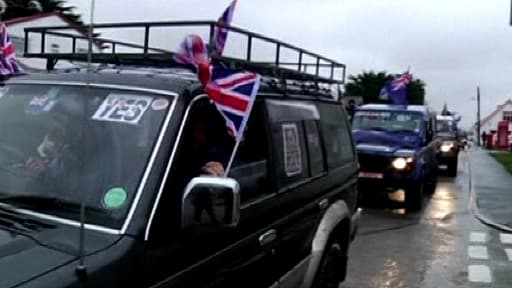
477, 86, 481, 146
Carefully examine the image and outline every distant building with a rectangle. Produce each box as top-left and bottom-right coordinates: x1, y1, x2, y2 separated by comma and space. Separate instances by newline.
479, 99, 512, 134
5, 12, 102, 71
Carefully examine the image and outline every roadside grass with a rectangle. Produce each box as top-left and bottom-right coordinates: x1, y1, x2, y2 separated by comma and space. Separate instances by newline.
489, 151, 512, 174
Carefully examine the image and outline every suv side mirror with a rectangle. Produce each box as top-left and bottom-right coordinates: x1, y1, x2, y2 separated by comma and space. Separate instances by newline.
182, 176, 240, 230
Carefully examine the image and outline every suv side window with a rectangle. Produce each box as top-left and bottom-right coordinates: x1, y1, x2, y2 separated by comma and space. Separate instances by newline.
228, 102, 271, 203
317, 103, 354, 169
265, 99, 321, 189
303, 120, 326, 176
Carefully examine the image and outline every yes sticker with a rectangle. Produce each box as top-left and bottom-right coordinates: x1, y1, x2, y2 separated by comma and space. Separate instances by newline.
103, 187, 128, 209
92, 94, 153, 125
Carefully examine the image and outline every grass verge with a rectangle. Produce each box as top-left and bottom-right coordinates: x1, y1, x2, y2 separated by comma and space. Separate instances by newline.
489, 151, 512, 174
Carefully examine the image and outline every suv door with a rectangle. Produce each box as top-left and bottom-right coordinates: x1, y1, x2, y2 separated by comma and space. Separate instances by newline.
144, 97, 281, 288
266, 100, 358, 287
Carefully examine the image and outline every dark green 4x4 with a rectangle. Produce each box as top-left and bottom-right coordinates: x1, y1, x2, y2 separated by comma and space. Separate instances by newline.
0, 21, 360, 288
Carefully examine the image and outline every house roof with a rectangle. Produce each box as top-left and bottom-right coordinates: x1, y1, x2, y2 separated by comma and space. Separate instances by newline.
5, 12, 102, 49
480, 99, 512, 126
5, 12, 72, 27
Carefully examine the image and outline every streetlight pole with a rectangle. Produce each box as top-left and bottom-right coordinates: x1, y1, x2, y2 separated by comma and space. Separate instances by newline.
477, 86, 481, 146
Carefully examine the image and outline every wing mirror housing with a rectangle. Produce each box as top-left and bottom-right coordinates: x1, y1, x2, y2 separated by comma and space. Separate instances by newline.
182, 176, 240, 230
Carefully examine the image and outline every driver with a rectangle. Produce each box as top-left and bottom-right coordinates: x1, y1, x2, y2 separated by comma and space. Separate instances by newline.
25, 113, 78, 180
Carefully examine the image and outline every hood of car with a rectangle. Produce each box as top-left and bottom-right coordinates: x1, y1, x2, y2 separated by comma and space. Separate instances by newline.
0, 220, 120, 288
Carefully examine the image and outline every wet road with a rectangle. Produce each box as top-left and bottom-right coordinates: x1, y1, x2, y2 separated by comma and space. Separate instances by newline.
342, 150, 512, 288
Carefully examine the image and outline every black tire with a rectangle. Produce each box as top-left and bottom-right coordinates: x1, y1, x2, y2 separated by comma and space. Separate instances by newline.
424, 170, 438, 195
313, 234, 348, 288
405, 182, 424, 211
447, 157, 458, 177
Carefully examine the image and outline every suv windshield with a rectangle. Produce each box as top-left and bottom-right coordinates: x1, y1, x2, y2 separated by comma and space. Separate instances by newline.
436, 119, 456, 133
0, 84, 173, 228
352, 110, 423, 134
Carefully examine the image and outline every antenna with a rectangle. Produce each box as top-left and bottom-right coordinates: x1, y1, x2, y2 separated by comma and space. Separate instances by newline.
76, 0, 95, 282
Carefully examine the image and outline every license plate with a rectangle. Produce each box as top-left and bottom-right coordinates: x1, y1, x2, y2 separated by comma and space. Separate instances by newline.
358, 172, 384, 179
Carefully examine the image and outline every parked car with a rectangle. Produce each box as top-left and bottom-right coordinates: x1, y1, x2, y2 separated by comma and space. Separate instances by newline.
0, 21, 360, 288
351, 104, 439, 210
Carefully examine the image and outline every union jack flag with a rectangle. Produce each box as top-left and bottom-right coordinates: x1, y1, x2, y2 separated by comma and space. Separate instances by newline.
205, 67, 260, 140
175, 34, 261, 140
379, 71, 412, 106
213, 0, 237, 56
0, 23, 21, 77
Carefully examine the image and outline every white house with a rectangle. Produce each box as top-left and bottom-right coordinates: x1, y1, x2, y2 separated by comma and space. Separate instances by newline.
5, 12, 101, 71
478, 99, 512, 142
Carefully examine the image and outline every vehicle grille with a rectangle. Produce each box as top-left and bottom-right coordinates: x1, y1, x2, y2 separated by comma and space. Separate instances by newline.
357, 153, 391, 172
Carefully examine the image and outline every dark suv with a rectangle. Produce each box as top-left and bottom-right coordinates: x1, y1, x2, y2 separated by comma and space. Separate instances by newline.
0, 21, 360, 288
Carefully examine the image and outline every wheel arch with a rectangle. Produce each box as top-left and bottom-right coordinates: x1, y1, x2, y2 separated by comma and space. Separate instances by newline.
300, 200, 352, 288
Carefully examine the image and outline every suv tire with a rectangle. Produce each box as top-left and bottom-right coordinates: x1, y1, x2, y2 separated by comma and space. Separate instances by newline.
447, 157, 458, 177
405, 182, 424, 211
313, 233, 348, 288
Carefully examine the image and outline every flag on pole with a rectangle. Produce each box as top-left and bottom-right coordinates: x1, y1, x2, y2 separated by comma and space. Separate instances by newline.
174, 34, 261, 140
379, 71, 412, 106
0, 23, 21, 77
205, 67, 260, 140
213, 0, 237, 56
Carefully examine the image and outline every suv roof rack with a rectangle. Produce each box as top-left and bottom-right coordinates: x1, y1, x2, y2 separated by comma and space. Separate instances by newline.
23, 21, 346, 86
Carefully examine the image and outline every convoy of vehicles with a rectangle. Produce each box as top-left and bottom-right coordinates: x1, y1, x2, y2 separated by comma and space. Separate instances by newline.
0, 21, 360, 288
352, 104, 439, 210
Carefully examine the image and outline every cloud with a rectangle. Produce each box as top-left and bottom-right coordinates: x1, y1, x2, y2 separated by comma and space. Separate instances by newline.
66, 0, 512, 128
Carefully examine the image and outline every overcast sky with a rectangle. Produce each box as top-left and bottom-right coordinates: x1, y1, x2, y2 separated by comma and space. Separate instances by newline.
67, 0, 512, 128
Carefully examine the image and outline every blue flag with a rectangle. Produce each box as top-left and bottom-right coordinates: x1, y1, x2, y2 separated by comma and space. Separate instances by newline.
379, 72, 412, 106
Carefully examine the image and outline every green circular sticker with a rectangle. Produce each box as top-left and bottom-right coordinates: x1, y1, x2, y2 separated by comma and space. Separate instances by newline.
103, 187, 127, 209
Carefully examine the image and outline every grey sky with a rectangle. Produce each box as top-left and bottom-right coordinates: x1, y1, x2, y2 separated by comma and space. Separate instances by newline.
67, 0, 512, 128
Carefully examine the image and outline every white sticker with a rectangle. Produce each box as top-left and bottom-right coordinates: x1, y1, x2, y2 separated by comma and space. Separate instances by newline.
92, 94, 153, 125
282, 123, 302, 176
151, 98, 170, 111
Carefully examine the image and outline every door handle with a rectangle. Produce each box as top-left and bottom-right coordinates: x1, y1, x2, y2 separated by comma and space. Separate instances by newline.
259, 229, 277, 247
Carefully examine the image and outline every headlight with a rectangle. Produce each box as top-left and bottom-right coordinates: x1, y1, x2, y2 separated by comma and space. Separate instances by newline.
441, 142, 454, 152
392, 157, 408, 170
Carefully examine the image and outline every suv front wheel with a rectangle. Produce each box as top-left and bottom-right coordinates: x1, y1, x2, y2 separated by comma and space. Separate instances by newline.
313, 232, 349, 288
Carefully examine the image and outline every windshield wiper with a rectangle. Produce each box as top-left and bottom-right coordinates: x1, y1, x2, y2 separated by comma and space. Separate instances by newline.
0, 195, 103, 215
0, 204, 54, 231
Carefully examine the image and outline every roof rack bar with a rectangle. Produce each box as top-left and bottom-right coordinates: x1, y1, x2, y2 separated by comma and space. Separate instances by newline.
246, 35, 252, 61
27, 21, 343, 67
143, 25, 150, 55
275, 43, 280, 66
23, 20, 346, 85
298, 51, 303, 72
72, 37, 76, 54
40, 31, 45, 53
24, 30, 29, 54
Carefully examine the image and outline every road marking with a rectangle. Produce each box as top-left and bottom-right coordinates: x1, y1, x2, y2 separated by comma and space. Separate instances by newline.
501, 233, 512, 244
470, 232, 487, 243
468, 265, 492, 283
468, 245, 488, 260
505, 248, 512, 261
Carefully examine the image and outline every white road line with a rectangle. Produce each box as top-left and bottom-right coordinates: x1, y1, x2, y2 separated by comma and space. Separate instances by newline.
468, 245, 488, 260
501, 233, 512, 244
505, 248, 512, 261
470, 232, 487, 243
468, 265, 492, 283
